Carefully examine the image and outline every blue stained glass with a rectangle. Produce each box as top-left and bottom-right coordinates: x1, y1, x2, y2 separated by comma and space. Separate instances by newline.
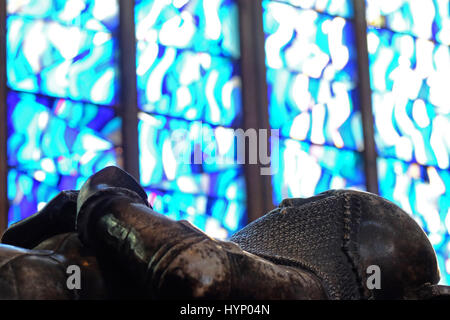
7, 15, 118, 105
135, 0, 245, 237
7, 91, 121, 165
5, 1, 122, 225
377, 157, 450, 284
136, 45, 242, 126
135, 0, 240, 59
266, 68, 363, 151
276, 0, 353, 18
272, 138, 366, 205
7, 155, 122, 226
263, 1, 357, 78
7, 0, 119, 32
139, 113, 245, 201
263, 0, 365, 206
368, 28, 450, 169
7, 169, 61, 226
146, 188, 246, 239
6, 91, 122, 222
366, 0, 450, 46
368, 1, 450, 285
263, 1, 362, 151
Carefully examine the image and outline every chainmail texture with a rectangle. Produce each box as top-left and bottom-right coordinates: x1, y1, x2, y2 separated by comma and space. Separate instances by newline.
230, 191, 368, 300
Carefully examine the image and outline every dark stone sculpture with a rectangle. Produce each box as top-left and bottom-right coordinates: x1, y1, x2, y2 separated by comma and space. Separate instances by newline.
0, 166, 449, 300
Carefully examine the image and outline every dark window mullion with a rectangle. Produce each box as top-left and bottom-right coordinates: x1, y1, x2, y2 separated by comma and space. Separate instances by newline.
352, 0, 379, 194
119, 0, 140, 181
238, 0, 274, 222
0, 0, 8, 232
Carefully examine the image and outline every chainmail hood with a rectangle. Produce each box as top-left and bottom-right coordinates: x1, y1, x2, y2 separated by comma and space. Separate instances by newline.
230, 190, 373, 300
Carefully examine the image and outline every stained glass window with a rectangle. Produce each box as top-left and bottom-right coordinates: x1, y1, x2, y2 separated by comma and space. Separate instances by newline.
366, 0, 450, 284
6, 0, 122, 225
135, 0, 246, 239
366, 0, 450, 45
276, 0, 354, 18
263, 0, 365, 203
273, 138, 365, 204
4, 0, 449, 287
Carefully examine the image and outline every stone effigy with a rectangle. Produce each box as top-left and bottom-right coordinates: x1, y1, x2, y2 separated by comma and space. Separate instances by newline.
0, 166, 449, 299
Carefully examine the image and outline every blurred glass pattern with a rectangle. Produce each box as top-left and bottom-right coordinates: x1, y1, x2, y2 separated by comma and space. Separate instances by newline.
8, 169, 61, 227
7, 91, 121, 225
147, 189, 246, 239
263, 0, 365, 204
138, 113, 246, 237
135, 0, 241, 126
7, 0, 119, 32
273, 138, 365, 204
135, 0, 245, 238
266, 68, 363, 151
276, 0, 353, 18
135, 0, 240, 58
6, 0, 121, 224
378, 158, 450, 284
367, 0, 450, 284
368, 29, 450, 168
7, 4, 118, 105
136, 46, 242, 126
138, 114, 244, 196
366, 0, 450, 45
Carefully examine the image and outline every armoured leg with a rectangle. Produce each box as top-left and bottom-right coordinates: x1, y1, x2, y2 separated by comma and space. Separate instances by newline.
76, 167, 327, 299
2, 190, 79, 249
0, 243, 74, 299
1, 191, 113, 299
